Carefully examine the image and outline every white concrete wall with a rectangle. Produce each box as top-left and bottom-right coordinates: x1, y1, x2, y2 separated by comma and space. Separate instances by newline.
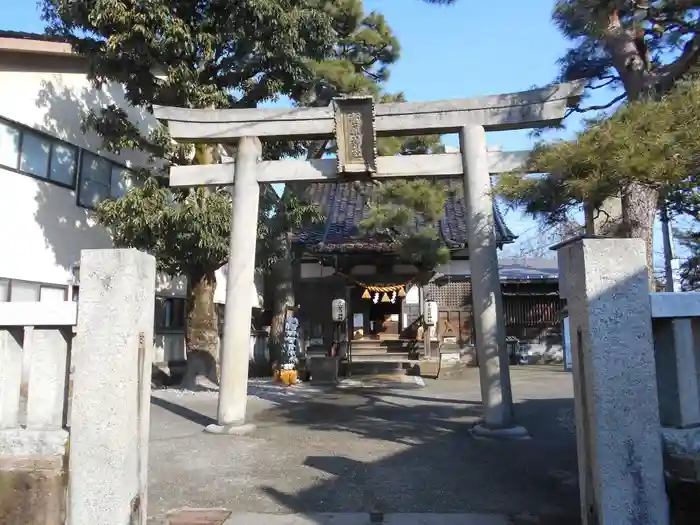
0, 54, 263, 306
0, 55, 154, 289
435, 259, 470, 276
300, 263, 336, 279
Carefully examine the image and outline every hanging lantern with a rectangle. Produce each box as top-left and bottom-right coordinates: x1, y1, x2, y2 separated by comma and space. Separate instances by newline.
362, 288, 371, 299
397, 286, 406, 297
381, 292, 390, 303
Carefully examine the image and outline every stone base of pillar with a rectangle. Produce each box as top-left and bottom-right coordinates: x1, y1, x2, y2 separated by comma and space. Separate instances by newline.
204, 423, 257, 436
0, 456, 65, 525
470, 423, 530, 440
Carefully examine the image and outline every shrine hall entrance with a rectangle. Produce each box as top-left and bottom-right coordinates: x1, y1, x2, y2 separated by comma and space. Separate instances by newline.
350, 286, 401, 341
349, 286, 423, 342
368, 295, 400, 340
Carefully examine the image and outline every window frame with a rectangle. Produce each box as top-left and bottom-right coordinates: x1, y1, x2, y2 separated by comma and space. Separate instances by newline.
0, 278, 9, 302
0, 116, 79, 190
3, 278, 68, 302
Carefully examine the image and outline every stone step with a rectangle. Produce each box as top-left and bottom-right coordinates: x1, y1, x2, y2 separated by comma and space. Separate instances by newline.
221, 512, 510, 525
349, 346, 409, 354
350, 352, 414, 363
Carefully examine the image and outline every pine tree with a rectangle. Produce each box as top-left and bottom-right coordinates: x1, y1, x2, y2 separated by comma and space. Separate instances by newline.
677, 230, 700, 290
428, 0, 700, 280
361, 98, 449, 273
40, 0, 348, 386
265, 3, 402, 366
497, 78, 700, 284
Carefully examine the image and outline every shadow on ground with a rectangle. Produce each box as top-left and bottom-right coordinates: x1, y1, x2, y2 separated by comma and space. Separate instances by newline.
148, 372, 579, 524
252, 388, 579, 523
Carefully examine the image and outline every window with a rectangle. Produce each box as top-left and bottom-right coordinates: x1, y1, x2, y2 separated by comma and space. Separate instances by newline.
1, 279, 67, 302
110, 165, 132, 199
0, 117, 135, 197
0, 118, 78, 187
0, 121, 20, 169
10, 280, 41, 302
78, 151, 132, 208
20, 132, 51, 178
154, 297, 186, 330
78, 152, 111, 207
40, 285, 68, 302
50, 143, 78, 186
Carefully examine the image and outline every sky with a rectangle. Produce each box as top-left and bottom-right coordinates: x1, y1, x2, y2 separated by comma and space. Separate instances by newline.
1, 0, 681, 266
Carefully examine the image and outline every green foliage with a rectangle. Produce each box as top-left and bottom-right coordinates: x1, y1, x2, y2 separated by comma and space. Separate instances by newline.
262, 0, 402, 277
43, 0, 336, 110
41, 0, 401, 278
258, 191, 324, 271
302, 6, 400, 104
95, 179, 280, 277
496, 79, 700, 224
362, 119, 448, 269
360, 176, 450, 269
678, 230, 700, 290
94, 180, 229, 276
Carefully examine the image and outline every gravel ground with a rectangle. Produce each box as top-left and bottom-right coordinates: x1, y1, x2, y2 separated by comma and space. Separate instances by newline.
147, 366, 579, 524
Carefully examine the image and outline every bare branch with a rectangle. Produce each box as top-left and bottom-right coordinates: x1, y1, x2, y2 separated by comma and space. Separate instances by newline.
571, 93, 627, 113
657, 33, 700, 93
589, 77, 620, 89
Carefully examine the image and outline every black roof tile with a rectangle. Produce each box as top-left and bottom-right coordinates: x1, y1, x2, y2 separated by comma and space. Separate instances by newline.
293, 178, 515, 253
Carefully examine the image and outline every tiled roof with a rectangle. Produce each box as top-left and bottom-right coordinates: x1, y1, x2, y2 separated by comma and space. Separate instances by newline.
497, 257, 559, 281
293, 178, 516, 253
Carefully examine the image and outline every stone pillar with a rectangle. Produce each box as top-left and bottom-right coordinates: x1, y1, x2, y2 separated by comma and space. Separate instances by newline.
652, 314, 700, 429
460, 126, 523, 437
209, 136, 261, 434
556, 237, 668, 525
68, 249, 156, 525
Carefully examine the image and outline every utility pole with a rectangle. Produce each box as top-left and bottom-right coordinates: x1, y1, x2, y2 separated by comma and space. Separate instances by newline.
661, 207, 681, 292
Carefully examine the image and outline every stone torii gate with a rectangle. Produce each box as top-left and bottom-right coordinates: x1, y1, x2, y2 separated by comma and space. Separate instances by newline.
154, 82, 583, 436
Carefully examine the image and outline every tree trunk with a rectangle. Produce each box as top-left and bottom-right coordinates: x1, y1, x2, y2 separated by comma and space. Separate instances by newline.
181, 271, 220, 389
599, 9, 658, 288
266, 140, 324, 370
179, 143, 221, 389
269, 234, 295, 368
621, 182, 659, 290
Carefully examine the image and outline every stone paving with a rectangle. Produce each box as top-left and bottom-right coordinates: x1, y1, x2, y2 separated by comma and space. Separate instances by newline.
148, 367, 579, 525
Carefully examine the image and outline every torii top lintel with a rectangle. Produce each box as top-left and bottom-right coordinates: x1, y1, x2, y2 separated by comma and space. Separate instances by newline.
153, 81, 584, 143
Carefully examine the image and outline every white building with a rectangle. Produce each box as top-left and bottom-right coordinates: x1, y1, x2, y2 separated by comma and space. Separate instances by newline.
0, 31, 263, 367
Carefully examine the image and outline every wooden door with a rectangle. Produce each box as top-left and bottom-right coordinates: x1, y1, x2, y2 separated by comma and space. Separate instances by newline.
437, 310, 474, 346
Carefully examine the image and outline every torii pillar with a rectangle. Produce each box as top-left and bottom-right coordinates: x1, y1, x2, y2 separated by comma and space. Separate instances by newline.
462, 126, 522, 437
154, 81, 583, 436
